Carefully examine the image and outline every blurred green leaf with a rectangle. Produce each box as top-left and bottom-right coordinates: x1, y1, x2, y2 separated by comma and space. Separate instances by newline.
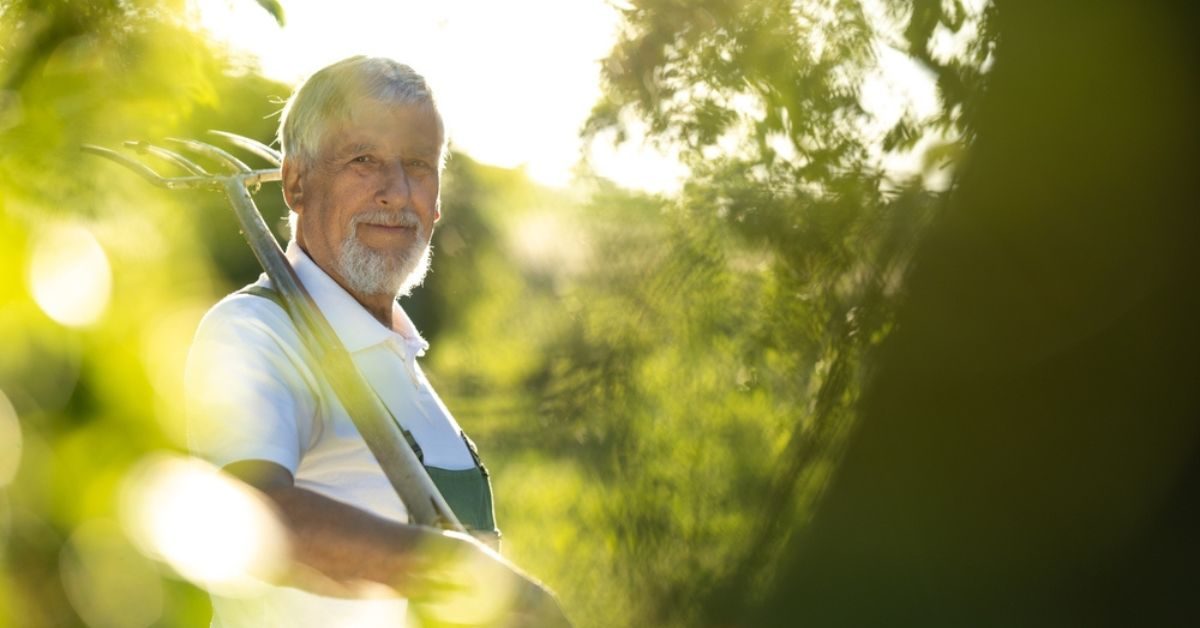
253, 0, 286, 27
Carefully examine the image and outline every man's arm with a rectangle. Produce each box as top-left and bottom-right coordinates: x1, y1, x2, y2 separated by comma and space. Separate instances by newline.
223, 460, 571, 626
223, 459, 437, 595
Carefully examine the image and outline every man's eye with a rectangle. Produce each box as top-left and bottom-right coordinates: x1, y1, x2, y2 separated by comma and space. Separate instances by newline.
405, 160, 432, 171
351, 155, 372, 164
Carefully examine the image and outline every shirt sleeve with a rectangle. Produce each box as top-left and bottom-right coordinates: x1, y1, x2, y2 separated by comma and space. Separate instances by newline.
184, 294, 321, 474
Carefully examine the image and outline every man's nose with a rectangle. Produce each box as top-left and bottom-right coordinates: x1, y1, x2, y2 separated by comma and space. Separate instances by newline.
377, 162, 411, 207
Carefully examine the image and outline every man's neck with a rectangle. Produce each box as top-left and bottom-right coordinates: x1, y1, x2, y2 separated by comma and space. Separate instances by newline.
295, 241, 396, 330
355, 293, 396, 330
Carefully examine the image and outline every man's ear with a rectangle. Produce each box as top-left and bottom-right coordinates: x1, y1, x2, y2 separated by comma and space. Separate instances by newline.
282, 158, 304, 212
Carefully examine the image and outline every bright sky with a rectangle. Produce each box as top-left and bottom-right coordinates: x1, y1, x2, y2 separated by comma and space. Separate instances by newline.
192, 0, 958, 194
191, 0, 689, 192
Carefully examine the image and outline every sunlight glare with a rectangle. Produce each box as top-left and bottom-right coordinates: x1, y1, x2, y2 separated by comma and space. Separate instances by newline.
417, 542, 520, 626
28, 223, 112, 327
191, 0, 629, 190
510, 212, 589, 275
585, 125, 689, 195
120, 453, 288, 596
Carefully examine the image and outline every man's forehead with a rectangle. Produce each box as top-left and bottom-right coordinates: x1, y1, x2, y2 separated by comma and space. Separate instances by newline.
333, 139, 441, 157
322, 131, 442, 161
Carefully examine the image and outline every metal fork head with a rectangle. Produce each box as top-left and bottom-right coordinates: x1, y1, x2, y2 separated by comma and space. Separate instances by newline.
82, 131, 282, 191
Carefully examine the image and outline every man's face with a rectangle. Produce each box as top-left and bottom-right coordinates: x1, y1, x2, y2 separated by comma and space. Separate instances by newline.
285, 98, 442, 298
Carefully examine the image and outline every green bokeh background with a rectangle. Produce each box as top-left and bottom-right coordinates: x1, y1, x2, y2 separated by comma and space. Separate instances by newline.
1, 1, 1196, 626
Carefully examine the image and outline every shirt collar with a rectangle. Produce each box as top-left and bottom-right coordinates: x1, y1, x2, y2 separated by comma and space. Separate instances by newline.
283, 241, 428, 356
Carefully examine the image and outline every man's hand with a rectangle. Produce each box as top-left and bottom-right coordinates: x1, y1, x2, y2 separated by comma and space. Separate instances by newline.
407, 530, 572, 628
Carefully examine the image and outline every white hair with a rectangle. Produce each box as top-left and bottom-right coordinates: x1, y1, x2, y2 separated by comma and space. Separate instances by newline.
277, 56, 446, 170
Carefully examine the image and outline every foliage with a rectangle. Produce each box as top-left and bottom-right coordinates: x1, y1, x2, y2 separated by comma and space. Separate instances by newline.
552, 0, 990, 623
0, 1, 289, 625
751, 1, 1200, 624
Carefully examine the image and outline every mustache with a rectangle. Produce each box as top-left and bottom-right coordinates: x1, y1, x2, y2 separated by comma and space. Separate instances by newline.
350, 210, 421, 229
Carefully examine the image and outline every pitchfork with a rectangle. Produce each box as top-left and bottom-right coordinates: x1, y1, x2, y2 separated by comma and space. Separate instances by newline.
83, 132, 465, 533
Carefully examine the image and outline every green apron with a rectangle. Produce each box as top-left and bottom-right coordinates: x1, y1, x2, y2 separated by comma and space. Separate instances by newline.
425, 434, 501, 548
239, 285, 500, 544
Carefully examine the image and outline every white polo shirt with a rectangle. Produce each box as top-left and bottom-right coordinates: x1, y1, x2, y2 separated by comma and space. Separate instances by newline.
184, 242, 476, 627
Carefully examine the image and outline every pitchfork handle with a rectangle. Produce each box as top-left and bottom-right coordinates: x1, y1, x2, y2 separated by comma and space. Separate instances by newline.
219, 174, 465, 532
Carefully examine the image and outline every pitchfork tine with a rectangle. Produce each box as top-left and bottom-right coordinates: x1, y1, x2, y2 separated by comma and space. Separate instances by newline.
167, 137, 253, 173
81, 145, 171, 188
208, 130, 282, 166
125, 141, 212, 176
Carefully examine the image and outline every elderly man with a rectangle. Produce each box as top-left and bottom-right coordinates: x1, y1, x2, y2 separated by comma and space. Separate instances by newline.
185, 56, 567, 627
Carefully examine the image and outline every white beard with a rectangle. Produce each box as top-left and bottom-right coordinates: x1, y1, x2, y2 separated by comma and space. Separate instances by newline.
337, 210, 432, 298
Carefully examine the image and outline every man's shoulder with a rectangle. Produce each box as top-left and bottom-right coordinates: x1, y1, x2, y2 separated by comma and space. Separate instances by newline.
203, 282, 289, 328
192, 282, 301, 354
187, 282, 319, 393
